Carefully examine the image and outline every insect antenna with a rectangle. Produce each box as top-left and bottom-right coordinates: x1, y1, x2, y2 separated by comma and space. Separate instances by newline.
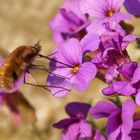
38, 54, 74, 68
46, 52, 57, 57
31, 40, 41, 53
30, 64, 69, 80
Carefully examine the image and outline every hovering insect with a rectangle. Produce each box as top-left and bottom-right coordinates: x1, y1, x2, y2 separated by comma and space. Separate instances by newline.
0, 41, 72, 94
0, 42, 41, 93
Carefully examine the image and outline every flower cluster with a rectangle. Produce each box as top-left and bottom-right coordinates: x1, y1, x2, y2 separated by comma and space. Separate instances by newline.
48, 0, 140, 139
0, 0, 140, 139
47, 0, 138, 99
54, 100, 140, 140
53, 102, 105, 140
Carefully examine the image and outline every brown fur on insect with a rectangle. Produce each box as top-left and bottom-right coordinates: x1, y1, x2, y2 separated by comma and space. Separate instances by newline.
0, 43, 41, 91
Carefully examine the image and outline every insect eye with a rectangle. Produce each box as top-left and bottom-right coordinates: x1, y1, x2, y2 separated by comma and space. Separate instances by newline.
13, 72, 18, 80
16, 53, 20, 57
26, 54, 34, 60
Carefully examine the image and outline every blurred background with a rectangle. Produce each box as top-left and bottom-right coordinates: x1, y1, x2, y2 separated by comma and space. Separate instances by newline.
0, 0, 139, 140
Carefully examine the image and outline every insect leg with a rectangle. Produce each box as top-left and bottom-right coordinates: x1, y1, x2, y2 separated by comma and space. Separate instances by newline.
23, 71, 71, 93
30, 64, 69, 80
23, 72, 50, 91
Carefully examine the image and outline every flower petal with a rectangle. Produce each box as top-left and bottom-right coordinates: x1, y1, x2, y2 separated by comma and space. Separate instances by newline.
129, 120, 140, 139
62, 0, 86, 21
72, 62, 97, 92
103, 81, 136, 96
103, 12, 131, 23
58, 38, 82, 65
110, 0, 124, 11
65, 102, 91, 118
86, 21, 107, 36
80, 33, 100, 53
79, 120, 93, 138
61, 121, 92, 140
131, 66, 140, 84
52, 32, 65, 46
136, 91, 140, 106
47, 74, 72, 97
117, 62, 138, 79
49, 12, 71, 33
105, 64, 119, 82
89, 101, 118, 119
94, 130, 105, 140
80, 0, 108, 19
124, 0, 140, 16
122, 34, 137, 50
106, 111, 121, 138
60, 8, 83, 26
53, 118, 78, 129
61, 123, 80, 140
121, 100, 135, 135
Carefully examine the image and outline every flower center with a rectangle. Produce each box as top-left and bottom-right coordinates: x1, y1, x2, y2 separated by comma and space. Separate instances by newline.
105, 8, 116, 17
72, 65, 80, 74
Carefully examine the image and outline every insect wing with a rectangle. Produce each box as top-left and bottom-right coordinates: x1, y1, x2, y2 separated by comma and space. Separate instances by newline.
5, 91, 36, 124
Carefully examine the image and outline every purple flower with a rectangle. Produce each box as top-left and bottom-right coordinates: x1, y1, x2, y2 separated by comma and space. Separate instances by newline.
129, 120, 140, 140
94, 130, 106, 140
86, 20, 127, 39
49, 0, 89, 45
103, 62, 140, 105
47, 38, 98, 97
80, 0, 130, 23
89, 23, 137, 82
124, 0, 140, 16
90, 100, 135, 140
53, 102, 93, 140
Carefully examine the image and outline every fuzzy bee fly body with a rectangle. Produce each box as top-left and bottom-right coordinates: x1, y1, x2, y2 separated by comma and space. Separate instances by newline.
0, 42, 41, 92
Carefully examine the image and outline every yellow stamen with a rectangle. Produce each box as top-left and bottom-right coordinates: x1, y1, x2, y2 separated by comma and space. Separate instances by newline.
106, 8, 116, 17
72, 65, 80, 74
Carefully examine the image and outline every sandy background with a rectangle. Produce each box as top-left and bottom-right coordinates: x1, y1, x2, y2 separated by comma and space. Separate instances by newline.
0, 0, 139, 140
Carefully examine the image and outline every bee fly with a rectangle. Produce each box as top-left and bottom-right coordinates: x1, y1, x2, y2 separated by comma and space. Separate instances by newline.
0, 42, 70, 93
0, 42, 41, 92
